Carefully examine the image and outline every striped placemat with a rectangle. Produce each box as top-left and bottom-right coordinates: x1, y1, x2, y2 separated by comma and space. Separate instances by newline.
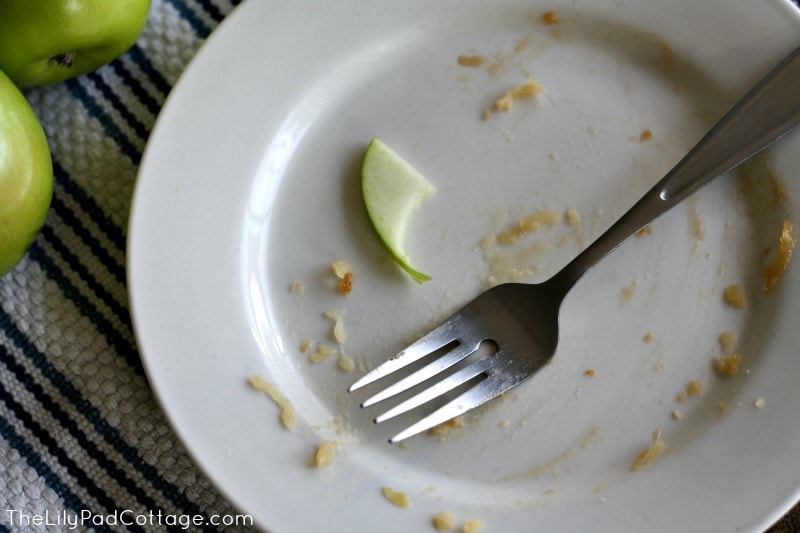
0, 1, 798, 531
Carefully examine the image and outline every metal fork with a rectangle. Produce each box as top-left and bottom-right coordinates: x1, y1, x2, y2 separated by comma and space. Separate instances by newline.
349, 45, 800, 443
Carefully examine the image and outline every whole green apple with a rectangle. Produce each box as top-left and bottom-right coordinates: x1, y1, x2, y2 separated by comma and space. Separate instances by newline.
0, 0, 152, 86
0, 69, 54, 275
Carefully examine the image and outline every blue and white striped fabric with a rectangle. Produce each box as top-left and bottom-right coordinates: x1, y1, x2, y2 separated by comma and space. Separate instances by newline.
1, 1, 799, 532
0, 1, 249, 531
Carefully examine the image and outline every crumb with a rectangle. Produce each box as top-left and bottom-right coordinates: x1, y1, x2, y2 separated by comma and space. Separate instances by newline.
430, 416, 465, 436
457, 54, 485, 67
643, 332, 654, 343
494, 79, 545, 112
309, 344, 335, 363
632, 429, 665, 470
754, 397, 765, 409
723, 284, 747, 309
249, 376, 296, 430
331, 260, 350, 279
718, 401, 729, 417
299, 340, 312, 353
541, 11, 559, 24
583, 369, 596, 377
763, 221, 794, 293
714, 353, 743, 378
330, 260, 353, 295
671, 409, 682, 420
313, 441, 337, 468
382, 486, 411, 508
635, 225, 654, 238
324, 310, 346, 344
639, 129, 654, 142
676, 380, 704, 402
289, 282, 305, 295
433, 512, 456, 531
337, 353, 355, 372
462, 519, 485, 533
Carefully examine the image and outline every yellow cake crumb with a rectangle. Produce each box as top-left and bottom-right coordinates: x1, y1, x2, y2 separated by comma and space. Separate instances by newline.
723, 284, 747, 309
324, 310, 346, 344
249, 375, 296, 430
632, 429, 665, 470
583, 369, 596, 377
462, 519, 485, 533
309, 344, 335, 363
639, 129, 654, 142
299, 340, 312, 353
331, 260, 350, 279
289, 281, 305, 295
337, 353, 355, 372
432, 512, 456, 531
763, 221, 794, 293
313, 441, 337, 468
643, 332, 654, 343
718, 401, 729, 417
494, 79, 544, 112
634, 225, 654, 238
382, 486, 411, 508
714, 353, 743, 378
676, 380, 704, 403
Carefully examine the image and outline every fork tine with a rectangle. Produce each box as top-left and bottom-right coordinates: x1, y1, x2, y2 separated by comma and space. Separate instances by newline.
374, 356, 493, 424
361, 340, 480, 408
388, 359, 523, 443
348, 318, 461, 393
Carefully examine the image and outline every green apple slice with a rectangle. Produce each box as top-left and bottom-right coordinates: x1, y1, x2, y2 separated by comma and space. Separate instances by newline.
362, 138, 436, 284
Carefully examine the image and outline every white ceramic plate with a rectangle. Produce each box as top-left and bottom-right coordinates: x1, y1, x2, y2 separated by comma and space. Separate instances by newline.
128, 1, 800, 531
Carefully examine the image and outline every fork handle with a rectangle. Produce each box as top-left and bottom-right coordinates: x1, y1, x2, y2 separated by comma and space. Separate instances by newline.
550, 44, 800, 295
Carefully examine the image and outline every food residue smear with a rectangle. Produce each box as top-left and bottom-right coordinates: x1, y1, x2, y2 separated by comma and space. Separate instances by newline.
763, 221, 795, 293
457, 54, 485, 67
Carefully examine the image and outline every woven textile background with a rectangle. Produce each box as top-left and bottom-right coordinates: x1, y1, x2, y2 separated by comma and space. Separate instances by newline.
0, 1, 798, 532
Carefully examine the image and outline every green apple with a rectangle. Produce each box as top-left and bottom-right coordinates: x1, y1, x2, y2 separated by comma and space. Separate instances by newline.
362, 138, 436, 284
0, 69, 54, 275
0, 0, 152, 86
